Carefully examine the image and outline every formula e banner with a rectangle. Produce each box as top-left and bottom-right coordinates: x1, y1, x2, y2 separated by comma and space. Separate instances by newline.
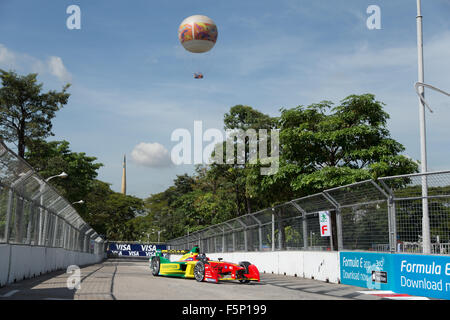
394, 253, 450, 299
340, 252, 450, 300
340, 251, 394, 291
107, 243, 167, 257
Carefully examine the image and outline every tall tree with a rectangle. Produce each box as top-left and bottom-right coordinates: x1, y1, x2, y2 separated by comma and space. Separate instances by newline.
250, 94, 418, 202
103, 193, 144, 240
83, 179, 145, 240
0, 70, 70, 158
221, 105, 277, 214
83, 180, 115, 235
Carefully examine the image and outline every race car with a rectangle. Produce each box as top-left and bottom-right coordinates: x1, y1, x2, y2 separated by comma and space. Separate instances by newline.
149, 246, 260, 284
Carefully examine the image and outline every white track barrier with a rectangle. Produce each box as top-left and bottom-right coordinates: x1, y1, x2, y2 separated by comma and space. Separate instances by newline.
0, 243, 104, 286
204, 251, 340, 283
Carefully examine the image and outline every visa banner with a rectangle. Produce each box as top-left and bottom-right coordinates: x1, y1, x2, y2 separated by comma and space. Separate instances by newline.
107, 243, 167, 257
340, 251, 450, 300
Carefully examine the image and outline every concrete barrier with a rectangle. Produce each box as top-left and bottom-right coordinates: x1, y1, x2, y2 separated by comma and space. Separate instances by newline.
167, 251, 340, 283
0, 244, 10, 287
205, 251, 341, 283
0, 243, 104, 287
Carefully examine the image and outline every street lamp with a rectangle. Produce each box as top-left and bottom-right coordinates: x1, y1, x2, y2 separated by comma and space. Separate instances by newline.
415, 0, 431, 254
72, 200, 85, 205
414, 82, 450, 111
152, 228, 165, 242
413, 82, 450, 254
415, 0, 450, 254
45, 171, 68, 182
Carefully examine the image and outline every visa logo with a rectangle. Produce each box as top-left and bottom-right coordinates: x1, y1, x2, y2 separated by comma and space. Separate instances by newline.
117, 244, 131, 251
141, 245, 156, 252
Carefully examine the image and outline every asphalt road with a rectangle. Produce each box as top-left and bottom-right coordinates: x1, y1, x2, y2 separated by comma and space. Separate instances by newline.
0, 258, 388, 300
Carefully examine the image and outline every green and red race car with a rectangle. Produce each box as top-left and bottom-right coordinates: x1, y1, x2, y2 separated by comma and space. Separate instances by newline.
149, 246, 260, 284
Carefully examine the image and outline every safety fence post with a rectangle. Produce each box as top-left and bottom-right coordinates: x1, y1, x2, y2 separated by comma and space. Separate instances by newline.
4, 189, 13, 243
378, 179, 397, 253
271, 209, 275, 251
221, 228, 225, 253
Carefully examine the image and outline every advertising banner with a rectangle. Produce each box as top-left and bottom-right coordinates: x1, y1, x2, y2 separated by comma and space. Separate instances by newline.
340, 251, 450, 299
107, 243, 167, 257
393, 254, 450, 300
340, 251, 394, 291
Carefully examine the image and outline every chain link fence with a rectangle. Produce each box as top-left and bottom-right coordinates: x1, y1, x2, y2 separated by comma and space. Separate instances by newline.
0, 141, 104, 255
167, 171, 450, 255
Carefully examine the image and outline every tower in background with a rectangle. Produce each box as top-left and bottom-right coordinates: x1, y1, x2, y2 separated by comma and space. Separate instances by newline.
121, 154, 126, 195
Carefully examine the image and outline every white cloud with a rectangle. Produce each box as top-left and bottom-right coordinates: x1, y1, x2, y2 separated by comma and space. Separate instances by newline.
0, 44, 71, 82
131, 142, 172, 167
47, 56, 72, 82
0, 44, 16, 66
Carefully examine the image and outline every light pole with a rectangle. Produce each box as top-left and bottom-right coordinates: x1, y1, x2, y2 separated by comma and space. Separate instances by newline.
413, 80, 450, 253
152, 228, 165, 242
414, 1, 450, 254
72, 200, 85, 205
415, 0, 432, 254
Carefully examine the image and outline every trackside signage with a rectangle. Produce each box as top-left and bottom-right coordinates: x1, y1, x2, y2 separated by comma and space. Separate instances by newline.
340, 252, 394, 291
340, 252, 450, 300
394, 254, 450, 299
319, 211, 331, 237
107, 243, 167, 257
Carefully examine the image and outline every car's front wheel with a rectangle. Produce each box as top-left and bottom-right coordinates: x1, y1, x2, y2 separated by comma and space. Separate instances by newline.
151, 256, 160, 276
194, 261, 206, 282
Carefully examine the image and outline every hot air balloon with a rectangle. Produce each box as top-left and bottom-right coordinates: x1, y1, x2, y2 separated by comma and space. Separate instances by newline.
178, 15, 218, 78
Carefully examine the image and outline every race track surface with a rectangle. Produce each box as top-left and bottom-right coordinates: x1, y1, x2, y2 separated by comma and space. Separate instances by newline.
0, 258, 386, 300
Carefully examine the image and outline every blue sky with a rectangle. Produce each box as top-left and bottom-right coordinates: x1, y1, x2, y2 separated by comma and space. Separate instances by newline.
1, 0, 449, 198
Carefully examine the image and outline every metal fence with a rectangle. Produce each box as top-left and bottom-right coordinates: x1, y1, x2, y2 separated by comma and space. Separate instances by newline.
167, 171, 450, 255
0, 140, 104, 255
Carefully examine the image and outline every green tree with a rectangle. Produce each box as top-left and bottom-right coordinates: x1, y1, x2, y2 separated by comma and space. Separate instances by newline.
83, 180, 115, 235
221, 105, 277, 214
24, 139, 103, 216
223, 104, 276, 131
251, 94, 418, 203
0, 70, 70, 158
85, 182, 144, 241
104, 193, 144, 240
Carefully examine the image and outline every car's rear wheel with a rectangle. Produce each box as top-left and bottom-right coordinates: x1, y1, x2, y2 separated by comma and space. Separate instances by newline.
239, 261, 251, 283
151, 256, 160, 276
194, 261, 206, 282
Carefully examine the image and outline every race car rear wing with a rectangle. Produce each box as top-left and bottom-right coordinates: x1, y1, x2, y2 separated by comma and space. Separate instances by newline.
161, 249, 189, 254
